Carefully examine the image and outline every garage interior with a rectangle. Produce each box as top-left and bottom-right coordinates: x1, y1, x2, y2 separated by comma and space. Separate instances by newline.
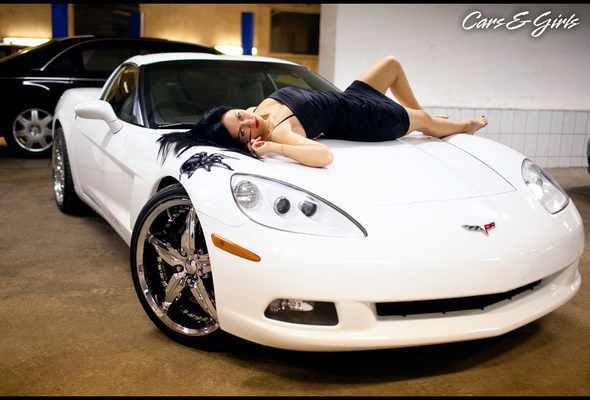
1, 3, 589, 396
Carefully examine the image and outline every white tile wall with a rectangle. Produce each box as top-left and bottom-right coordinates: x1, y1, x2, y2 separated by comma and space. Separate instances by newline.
425, 107, 590, 169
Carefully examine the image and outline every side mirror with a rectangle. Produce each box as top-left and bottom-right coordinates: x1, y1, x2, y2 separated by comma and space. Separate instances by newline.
75, 100, 123, 134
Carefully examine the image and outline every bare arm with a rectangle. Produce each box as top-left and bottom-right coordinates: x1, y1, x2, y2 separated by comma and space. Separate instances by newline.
250, 130, 333, 168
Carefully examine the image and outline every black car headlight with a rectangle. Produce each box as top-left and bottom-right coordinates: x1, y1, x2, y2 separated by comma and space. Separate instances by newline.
231, 174, 366, 238
522, 159, 569, 214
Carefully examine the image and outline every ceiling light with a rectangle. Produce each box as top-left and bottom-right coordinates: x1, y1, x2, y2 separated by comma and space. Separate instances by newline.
214, 45, 257, 56
3, 37, 50, 46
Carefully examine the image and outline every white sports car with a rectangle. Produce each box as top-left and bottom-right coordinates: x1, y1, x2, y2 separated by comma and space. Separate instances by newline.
52, 53, 583, 352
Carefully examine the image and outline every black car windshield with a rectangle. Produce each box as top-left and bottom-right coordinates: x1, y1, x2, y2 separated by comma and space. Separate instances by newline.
141, 60, 340, 129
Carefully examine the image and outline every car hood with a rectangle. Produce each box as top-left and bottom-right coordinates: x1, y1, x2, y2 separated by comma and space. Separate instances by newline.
258, 134, 515, 207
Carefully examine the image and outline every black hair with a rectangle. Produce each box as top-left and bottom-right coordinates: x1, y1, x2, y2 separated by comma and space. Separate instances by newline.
157, 105, 256, 161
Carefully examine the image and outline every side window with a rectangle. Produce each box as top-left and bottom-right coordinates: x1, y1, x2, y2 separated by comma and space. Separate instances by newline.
104, 64, 139, 123
81, 42, 164, 72
45, 50, 79, 73
82, 47, 140, 72
46, 41, 162, 74
46, 42, 135, 74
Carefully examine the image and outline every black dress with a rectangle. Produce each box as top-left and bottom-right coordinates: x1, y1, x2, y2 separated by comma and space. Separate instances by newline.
267, 80, 410, 141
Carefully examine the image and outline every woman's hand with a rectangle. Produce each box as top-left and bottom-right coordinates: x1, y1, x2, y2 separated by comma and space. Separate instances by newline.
248, 136, 272, 157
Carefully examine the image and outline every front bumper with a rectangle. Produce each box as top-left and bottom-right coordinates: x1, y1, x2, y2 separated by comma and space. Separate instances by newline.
198, 190, 584, 351
219, 261, 580, 351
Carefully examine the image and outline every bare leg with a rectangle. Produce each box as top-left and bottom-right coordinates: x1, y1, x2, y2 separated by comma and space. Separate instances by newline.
357, 56, 487, 137
405, 109, 487, 137
356, 55, 423, 110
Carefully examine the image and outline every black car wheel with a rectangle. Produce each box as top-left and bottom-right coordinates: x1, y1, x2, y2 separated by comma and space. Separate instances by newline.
52, 126, 84, 214
130, 184, 232, 350
8, 107, 54, 158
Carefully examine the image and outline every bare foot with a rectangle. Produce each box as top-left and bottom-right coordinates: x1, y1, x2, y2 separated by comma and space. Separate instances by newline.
465, 116, 488, 135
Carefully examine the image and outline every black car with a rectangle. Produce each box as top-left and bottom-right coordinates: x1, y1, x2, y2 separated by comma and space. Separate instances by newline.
0, 36, 221, 157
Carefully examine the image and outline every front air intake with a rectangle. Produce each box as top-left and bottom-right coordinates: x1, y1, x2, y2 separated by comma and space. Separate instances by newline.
376, 280, 541, 317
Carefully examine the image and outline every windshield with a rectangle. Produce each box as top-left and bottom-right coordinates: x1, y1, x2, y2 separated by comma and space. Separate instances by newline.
141, 60, 340, 129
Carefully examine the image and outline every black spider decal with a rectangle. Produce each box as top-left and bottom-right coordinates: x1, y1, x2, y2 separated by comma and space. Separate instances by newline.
180, 152, 236, 178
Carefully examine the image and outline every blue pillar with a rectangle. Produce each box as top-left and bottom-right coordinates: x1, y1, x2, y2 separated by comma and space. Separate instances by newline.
130, 12, 144, 37
51, 4, 68, 39
241, 12, 254, 55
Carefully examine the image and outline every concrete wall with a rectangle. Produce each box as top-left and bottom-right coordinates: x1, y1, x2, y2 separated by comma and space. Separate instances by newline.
140, 3, 320, 70
0, 4, 54, 39
319, 4, 590, 168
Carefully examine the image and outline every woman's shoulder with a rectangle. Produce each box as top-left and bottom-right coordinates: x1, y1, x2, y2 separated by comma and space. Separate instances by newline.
270, 115, 306, 139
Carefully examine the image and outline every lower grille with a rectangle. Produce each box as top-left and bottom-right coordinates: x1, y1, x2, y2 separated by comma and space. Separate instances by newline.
376, 280, 542, 317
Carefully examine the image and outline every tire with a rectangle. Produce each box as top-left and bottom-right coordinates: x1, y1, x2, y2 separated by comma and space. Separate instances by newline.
6, 107, 54, 158
52, 127, 84, 214
130, 184, 232, 350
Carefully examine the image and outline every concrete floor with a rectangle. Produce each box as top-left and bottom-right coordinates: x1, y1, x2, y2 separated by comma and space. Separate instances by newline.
0, 141, 589, 396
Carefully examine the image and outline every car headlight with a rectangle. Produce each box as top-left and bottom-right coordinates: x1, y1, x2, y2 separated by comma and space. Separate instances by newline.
522, 159, 569, 214
231, 174, 366, 238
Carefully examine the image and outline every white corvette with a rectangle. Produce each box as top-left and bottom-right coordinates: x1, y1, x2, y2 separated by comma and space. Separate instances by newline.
52, 53, 583, 351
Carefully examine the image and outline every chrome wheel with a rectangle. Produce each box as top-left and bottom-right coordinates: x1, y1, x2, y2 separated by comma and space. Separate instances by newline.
51, 127, 83, 214
131, 185, 230, 348
52, 134, 65, 206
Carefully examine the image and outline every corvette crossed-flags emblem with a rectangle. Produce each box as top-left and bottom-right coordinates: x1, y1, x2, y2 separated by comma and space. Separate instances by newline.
462, 222, 496, 236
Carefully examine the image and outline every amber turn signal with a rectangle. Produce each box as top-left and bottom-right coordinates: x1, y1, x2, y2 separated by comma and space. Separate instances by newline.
211, 234, 261, 262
